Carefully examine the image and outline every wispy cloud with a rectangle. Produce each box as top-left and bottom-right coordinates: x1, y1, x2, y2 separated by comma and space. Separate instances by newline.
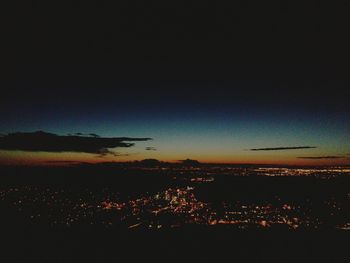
297, 156, 346, 160
145, 147, 157, 151
0, 131, 152, 156
96, 150, 132, 158
45, 160, 86, 164
68, 133, 100, 138
250, 146, 317, 151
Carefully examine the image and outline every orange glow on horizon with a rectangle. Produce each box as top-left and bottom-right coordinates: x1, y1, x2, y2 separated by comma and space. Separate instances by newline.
0, 150, 348, 167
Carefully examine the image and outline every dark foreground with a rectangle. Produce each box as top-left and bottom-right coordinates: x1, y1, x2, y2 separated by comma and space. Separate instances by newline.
1, 164, 350, 262
2, 227, 350, 263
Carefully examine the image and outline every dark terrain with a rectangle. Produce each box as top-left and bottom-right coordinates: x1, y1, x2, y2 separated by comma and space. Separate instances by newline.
1, 164, 349, 262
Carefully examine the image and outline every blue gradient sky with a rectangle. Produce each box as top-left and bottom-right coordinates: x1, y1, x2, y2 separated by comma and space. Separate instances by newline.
8, 3, 350, 166
2, 64, 349, 165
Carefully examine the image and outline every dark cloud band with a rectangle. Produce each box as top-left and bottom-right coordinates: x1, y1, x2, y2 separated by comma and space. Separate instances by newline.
250, 146, 317, 151
297, 156, 345, 159
0, 131, 152, 156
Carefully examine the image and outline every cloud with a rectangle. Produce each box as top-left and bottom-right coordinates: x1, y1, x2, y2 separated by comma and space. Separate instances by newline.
249, 146, 317, 151
68, 133, 100, 138
297, 156, 346, 160
44, 160, 86, 164
0, 131, 152, 156
96, 150, 131, 158
145, 147, 157, 151
45, 160, 81, 163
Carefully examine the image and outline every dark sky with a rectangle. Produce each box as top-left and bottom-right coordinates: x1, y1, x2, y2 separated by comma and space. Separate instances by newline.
5, 2, 350, 165
12, 2, 349, 106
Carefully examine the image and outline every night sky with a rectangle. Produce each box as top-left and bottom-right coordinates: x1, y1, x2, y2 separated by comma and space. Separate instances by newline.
5, 2, 350, 165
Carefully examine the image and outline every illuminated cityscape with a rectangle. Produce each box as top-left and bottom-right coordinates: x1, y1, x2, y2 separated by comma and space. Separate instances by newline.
1, 165, 350, 231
